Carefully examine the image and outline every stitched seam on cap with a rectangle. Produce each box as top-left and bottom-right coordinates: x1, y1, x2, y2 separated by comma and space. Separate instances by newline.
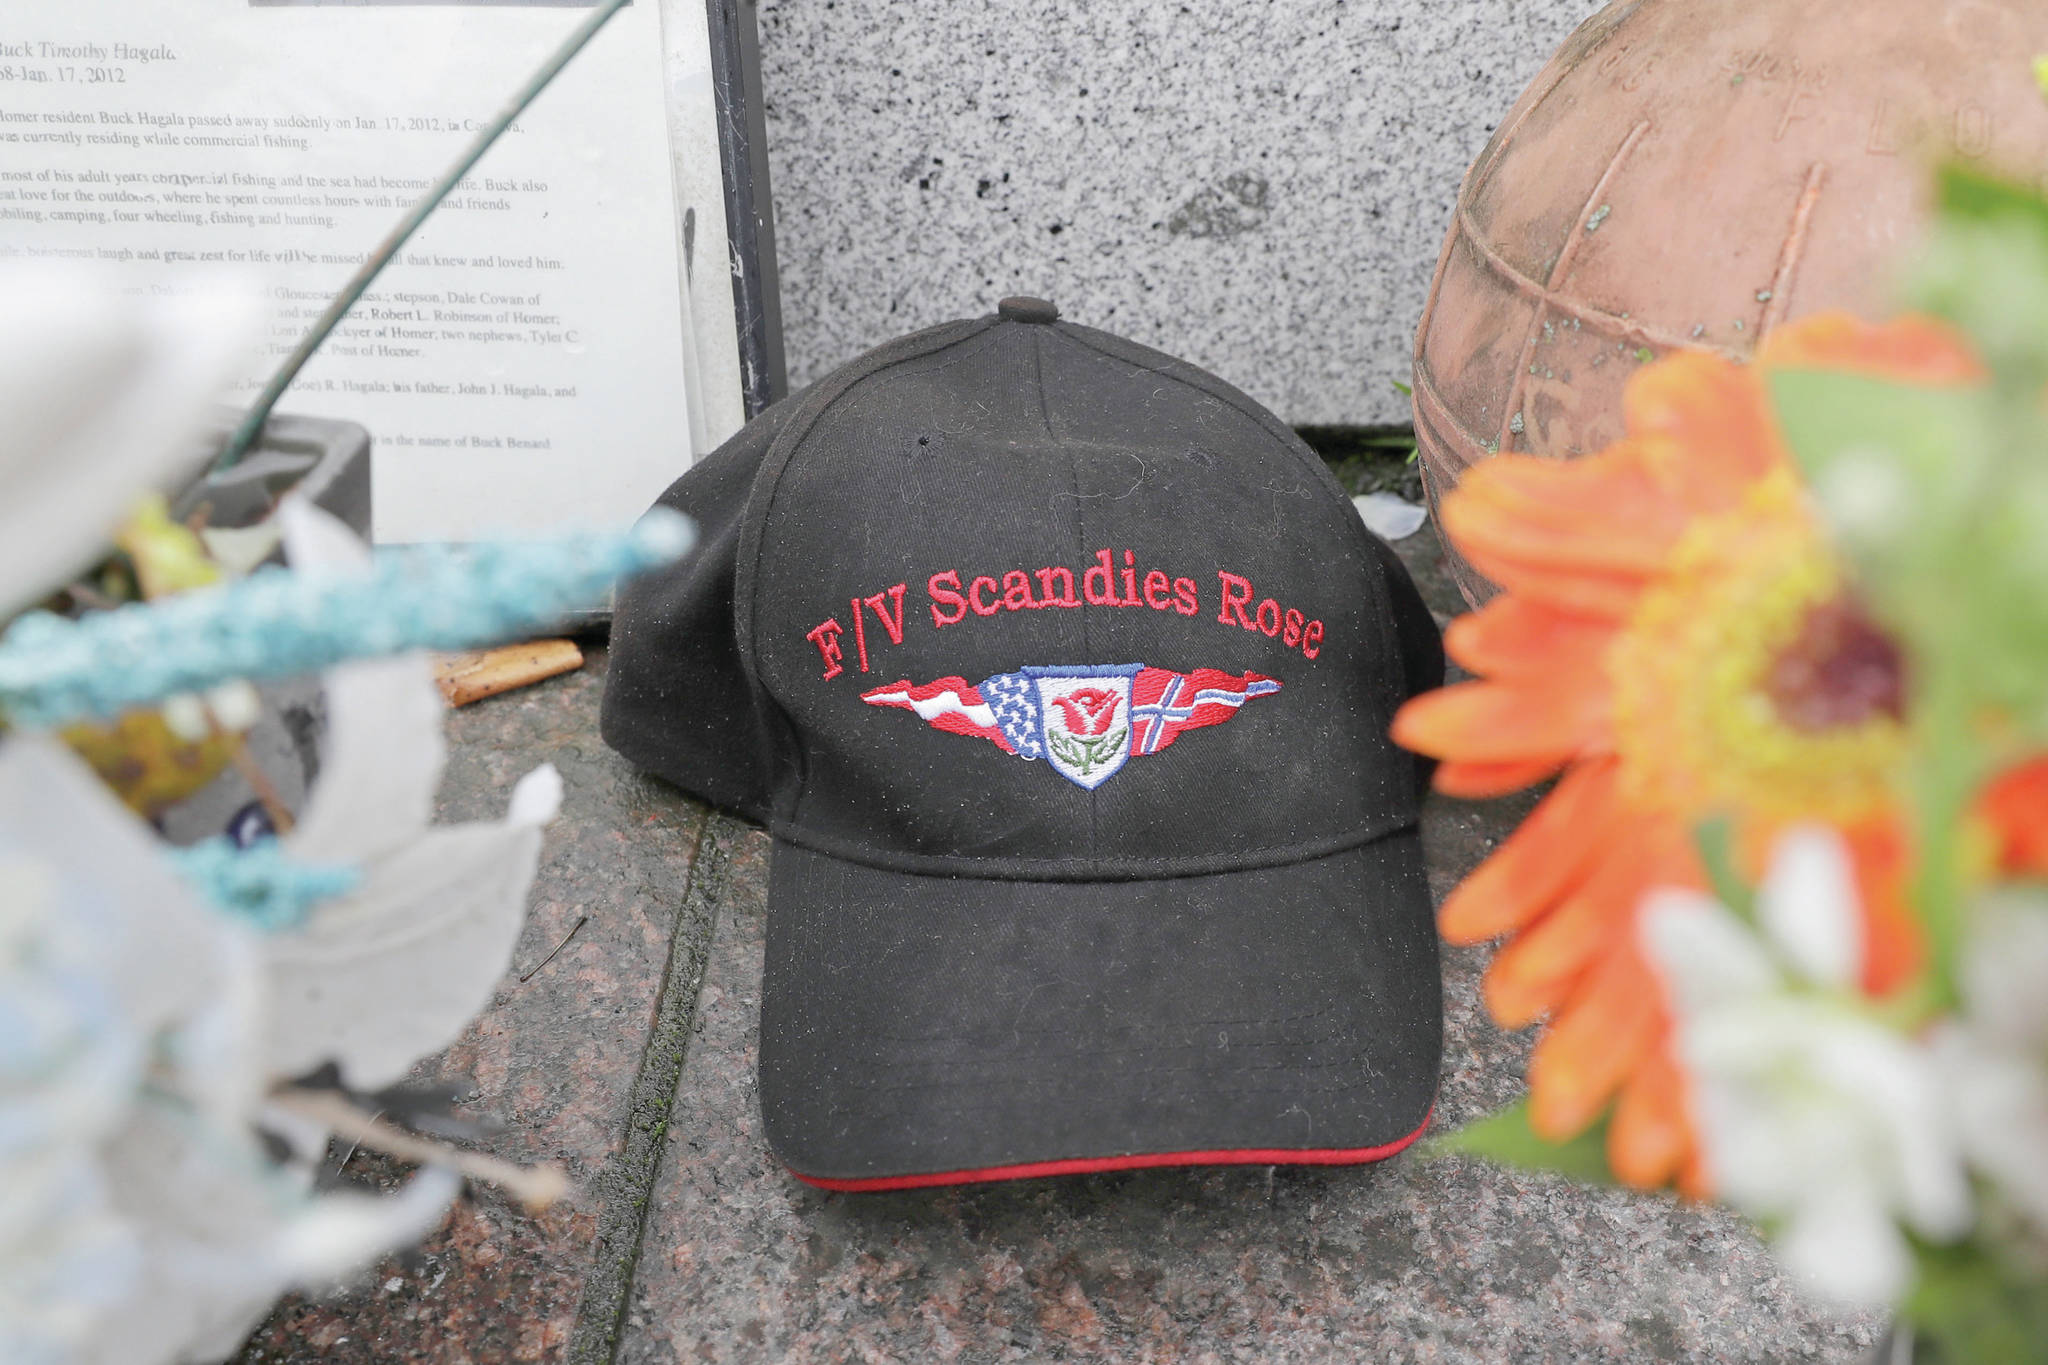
824, 1049, 1409, 1096
736, 318, 1002, 830
1031, 327, 1104, 859
763, 815, 1419, 883
848, 1003, 1333, 1046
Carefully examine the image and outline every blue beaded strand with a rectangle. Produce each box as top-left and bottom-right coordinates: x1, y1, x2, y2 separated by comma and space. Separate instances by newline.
170, 837, 362, 932
0, 509, 690, 729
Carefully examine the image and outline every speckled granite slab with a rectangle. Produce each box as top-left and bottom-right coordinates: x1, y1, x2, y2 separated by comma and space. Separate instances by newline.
238, 530, 1879, 1364
754, 0, 1609, 426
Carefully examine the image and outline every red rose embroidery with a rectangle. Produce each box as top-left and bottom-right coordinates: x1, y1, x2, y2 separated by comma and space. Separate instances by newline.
1053, 686, 1122, 736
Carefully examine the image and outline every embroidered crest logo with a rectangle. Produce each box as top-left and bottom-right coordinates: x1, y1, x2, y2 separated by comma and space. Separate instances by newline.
862, 664, 1281, 789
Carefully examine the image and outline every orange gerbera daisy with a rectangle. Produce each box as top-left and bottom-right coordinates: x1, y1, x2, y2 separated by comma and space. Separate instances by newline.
1981, 756, 2048, 879
1393, 312, 1983, 1191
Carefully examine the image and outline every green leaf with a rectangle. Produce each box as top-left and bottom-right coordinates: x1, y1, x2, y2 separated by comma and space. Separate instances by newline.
1090, 725, 1128, 771
1692, 815, 1754, 924
1767, 367, 1984, 596
1936, 163, 2048, 238
114, 495, 223, 600
1390, 379, 1413, 397
1422, 1099, 1617, 1185
1910, 169, 2048, 391
1770, 369, 1980, 481
1903, 1235, 2048, 1365
1768, 369, 1984, 554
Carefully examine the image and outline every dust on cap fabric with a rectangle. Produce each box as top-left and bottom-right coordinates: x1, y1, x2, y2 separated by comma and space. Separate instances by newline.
601, 298, 1447, 1190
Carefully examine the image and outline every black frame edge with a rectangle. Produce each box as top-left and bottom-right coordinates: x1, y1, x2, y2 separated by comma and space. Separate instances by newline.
706, 0, 788, 418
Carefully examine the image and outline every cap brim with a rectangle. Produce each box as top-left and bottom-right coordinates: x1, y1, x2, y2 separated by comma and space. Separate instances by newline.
759, 832, 1442, 1190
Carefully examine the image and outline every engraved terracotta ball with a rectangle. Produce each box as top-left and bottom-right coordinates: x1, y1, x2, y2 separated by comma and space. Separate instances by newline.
1412, 0, 2048, 605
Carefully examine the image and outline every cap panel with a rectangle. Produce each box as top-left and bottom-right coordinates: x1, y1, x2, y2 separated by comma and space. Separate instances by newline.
1051, 319, 1366, 517
750, 320, 1425, 877
750, 324, 1093, 862
1051, 318, 1447, 696
1031, 326, 1423, 862
1049, 317, 1436, 714
599, 395, 799, 821
1362, 527, 1449, 791
758, 832, 1442, 1183
730, 315, 1001, 690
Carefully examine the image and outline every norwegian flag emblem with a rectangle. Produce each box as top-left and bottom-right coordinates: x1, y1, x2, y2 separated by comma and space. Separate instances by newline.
861, 663, 1282, 790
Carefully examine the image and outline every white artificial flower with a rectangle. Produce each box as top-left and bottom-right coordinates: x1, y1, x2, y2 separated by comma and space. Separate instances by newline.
63, 500, 567, 1362
0, 736, 464, 1365
1814, 448, 1914, 552
0, 855, 151, 1365
0, 265, 259, 617
1641, 826, 1972, 1310
260, 497, 562, 1090
0, 272, 562, 1363
1930, 889, 2048, 1237
1353, 491, 1429, 541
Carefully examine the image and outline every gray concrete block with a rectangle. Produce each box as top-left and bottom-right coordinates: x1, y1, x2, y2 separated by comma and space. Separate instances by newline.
756, 0, 1607, 425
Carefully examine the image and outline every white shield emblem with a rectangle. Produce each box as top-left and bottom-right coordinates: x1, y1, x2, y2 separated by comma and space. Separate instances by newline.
1026, 665, 1140, 790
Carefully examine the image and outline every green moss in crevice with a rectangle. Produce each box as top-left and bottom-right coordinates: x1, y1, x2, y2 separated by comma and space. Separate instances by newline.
1296, 424, 1424, 503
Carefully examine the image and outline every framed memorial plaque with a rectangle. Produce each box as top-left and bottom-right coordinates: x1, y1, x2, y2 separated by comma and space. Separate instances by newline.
0, 0, 783, 543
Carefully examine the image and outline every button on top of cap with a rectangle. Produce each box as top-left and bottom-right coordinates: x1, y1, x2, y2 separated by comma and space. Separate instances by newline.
997, 296, 1059, 324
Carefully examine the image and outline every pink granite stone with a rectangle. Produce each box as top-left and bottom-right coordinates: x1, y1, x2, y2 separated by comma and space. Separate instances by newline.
607, 535, 1881, 1365
236, 534, 1883, 1365
237, 654, 709, 1365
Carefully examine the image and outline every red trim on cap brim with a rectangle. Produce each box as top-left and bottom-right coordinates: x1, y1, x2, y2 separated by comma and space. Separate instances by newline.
787, 1107, 1433, 1192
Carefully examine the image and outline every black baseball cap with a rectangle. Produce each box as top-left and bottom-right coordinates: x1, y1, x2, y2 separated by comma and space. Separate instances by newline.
603, 298, 1446, 1190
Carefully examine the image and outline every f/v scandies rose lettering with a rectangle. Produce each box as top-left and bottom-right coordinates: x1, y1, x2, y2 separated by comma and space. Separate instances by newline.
802, 546, 1326, 680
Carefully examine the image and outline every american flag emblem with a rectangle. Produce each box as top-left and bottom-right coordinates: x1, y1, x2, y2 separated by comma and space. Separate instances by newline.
861, 663, 1282, 790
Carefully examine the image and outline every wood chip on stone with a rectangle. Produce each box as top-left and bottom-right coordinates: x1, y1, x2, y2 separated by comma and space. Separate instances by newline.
434, 639, 584, 706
